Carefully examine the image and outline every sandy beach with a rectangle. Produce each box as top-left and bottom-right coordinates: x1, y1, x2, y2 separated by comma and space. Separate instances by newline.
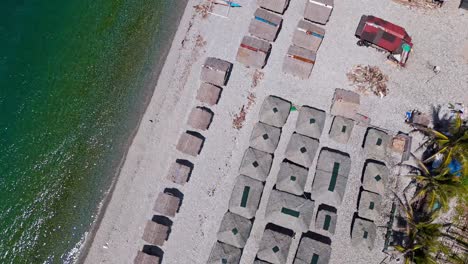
82, 0, 468, 263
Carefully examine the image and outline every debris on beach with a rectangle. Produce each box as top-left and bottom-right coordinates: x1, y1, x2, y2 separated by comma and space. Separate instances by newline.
251, 69, 264, 88
347, 65, 389, 98
392, 0, 440, 9
232, 93, 256, 130
195, 34, 207, 48
194, 2, 213, 18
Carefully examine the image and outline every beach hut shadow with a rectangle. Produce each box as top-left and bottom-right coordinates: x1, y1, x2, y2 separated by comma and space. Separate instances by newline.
142, 245, 164, 263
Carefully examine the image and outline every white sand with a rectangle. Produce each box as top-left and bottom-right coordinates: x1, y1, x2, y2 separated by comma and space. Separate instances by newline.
82, 0, 468, 263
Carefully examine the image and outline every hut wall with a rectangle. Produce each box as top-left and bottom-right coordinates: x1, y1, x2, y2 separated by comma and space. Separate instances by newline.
292, 20, 325, 52
282, 46, 316, 79
248, 9, 282, 42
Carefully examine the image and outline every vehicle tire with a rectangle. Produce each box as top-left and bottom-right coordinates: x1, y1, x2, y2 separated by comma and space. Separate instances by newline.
357, 40, 365, 46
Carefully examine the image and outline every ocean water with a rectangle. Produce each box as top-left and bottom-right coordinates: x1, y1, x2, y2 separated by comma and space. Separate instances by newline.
0, 0, 188, 263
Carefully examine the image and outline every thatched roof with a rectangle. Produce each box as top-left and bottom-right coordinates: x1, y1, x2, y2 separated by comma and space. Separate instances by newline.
153, 192, 180, 217
295, 106, 326, 139
166, 160, 191, 185
207, 242, 242, 264
176, 131, 204, 156
282, 45, 316, 79
259, 95, 291, 128
351, 218, 377, 250
292, 20, 325, 52
363, 128, 390, 158
239, 147, 273, 182
237, 36, 271, 69
362, 162, 389, 195
275, 161, 309, 195
265, 190, 315, 232
315, 208, 337, 234
304, 0, 334, 25
257, 228, 292, 263
330, 88, 360, 119
294, 237, 331, 264
311, 149, 351, 207
248, 8, 282, 42
229, 175, 264, 219
358, 190, 382, 221
249, 122, 281, 154
217, 212, 252, 248
200, 57, 232, 86
329, 116, 354, 144
134, 251, 160, 264
142, 220, 169, 246
196, 83, 222, 106
284, 133, 319, 168
187, 107, 213, 131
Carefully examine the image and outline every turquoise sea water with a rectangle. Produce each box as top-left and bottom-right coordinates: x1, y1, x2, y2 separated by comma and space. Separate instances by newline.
0, 1, 188, 263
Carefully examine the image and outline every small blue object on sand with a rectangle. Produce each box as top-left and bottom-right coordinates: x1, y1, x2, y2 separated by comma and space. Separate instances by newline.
225, 1, 241, 7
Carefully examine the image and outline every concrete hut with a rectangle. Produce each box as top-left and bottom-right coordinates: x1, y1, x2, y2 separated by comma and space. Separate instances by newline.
166, 160, 192, 185
362, 161, 389, 195
358, 190, 382, 221
142, 220, 169, 246
315, 207, 337, 235
329, 116, 354, 144
292, 20, 326, 52
196, 83, 222, 106
229, 175, 265, 219
207, 242, 242, 264
284, 133, 319, 168
311, 149, 351, 207
200, 57, 233, 86
257, 0, 290, 14
237, 36, 272, 69
187, 107, 213, 131
249, 8, 283, 42
304, 0, 334, 25
351, 218, 377, 250
275, 161, 309, 195
239, 147, 273, 182
153, 192, 180, 217
249, 122, 281, 154
217, 212, 253, 249
257, 228, 293, 264
294, 237, 331, 264
363, 128, 391, 158
295, 106, 326, 139
134, 251, 160, 264
330, 88, 360, 119
176, 131, 204, 157
265, 190, 315, 232
283, 45, 317, 79
259, 95, 291, 128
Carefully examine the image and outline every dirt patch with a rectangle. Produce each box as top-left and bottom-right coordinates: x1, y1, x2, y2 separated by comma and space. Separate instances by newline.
251, 69, 265, 88
232, 93, 256, 130
347, 65, 389, 97
194, 2, 213, 19
392, 0, 440, 9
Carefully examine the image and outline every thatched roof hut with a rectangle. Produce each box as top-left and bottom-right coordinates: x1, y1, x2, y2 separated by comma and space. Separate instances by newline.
351, 218, 377, 250
257, 0, 289, 14
363, 128, 390, 158
249, 8, 283, 42
265, 190, 315, 232
330, 88, 360, 119
187, 107, 213, 131
153, 192, 180, 217
282, 45, 316, 79
295, 106, 326, 139
275, 161, 308, 196
134, 251, 160, 264
176, 131, 204, 156
237, 36, 271, 69
200, 57, 232, 86
304, 0, 334, 25
358, 190, 382, 221
284, 133, 319, 168
239, 147, 273, 182
311, 149, 351, 207
229, 175, 264, 219
362, 161, 389, 195
217, 212, 252, 248
257, 228, 292, 264
259, 95, 291, 128
292, 20, 325, 52
329, 116, 354, 144
196, 83, 222, 106
142, 220, 169, 246
294, 237, 331, 264
249, 122, 281, 154
207, 242, 242, 264
315, 207, 337, 234
166, 160, 192, 185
